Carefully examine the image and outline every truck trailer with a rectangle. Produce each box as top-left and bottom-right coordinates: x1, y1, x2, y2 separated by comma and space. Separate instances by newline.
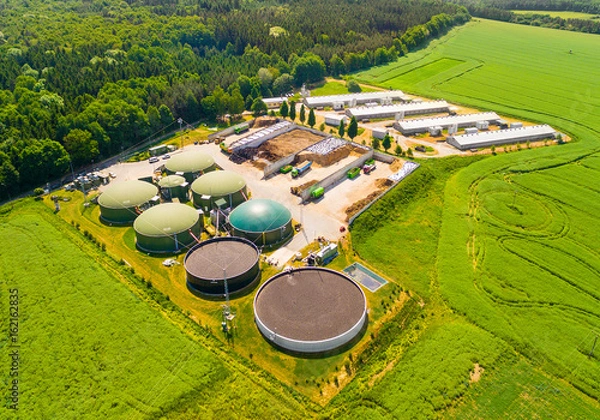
291, 161, 312, 178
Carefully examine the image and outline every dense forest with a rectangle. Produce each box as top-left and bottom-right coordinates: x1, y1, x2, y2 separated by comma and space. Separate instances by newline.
0, 0, 470, 198
453, 0, 600, 32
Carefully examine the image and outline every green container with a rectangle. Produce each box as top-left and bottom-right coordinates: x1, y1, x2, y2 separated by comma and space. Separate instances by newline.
280, 165, 293, 174
311, 187, 325, 199
347, 167, 361, 179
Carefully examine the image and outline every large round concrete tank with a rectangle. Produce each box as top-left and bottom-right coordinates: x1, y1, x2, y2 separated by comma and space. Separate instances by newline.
164, 151, 216, 182
254, 267, 367, 354
185, 236, 260, 297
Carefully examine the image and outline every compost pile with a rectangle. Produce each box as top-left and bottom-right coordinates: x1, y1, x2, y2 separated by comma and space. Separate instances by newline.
290, 179, 318, 196
256, 129, 324, 162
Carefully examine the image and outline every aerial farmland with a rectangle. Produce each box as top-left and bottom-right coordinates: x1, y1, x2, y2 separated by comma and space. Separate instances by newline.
1, 4, 599, 419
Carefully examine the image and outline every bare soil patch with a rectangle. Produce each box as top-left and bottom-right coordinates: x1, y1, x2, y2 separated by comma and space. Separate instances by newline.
470, 363, 484, 383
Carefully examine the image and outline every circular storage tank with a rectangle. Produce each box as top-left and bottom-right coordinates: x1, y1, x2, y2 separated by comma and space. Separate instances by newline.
228, 199, 293, 247
191, 171, 247, 211
164, 151, 216, 182
185, 237, 260, 296
98, 180, 158, 224
254, 267, 368, 354
133, 203, 203, 253
158, 175, 189, 202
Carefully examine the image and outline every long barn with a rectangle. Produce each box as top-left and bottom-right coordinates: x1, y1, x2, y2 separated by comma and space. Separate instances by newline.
447, 125, 558, 150
346, 100, 449, 121
394, 112, 501, 135
303, 90, 409, 109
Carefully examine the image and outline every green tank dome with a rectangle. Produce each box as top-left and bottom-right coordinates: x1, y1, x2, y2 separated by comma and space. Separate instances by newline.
158, 175, 187, 188
164, 151, 215, 174
134, 203, 200, 237
228, 199, 291, 233
98, 180, 158, 209
191, 171, 246, 196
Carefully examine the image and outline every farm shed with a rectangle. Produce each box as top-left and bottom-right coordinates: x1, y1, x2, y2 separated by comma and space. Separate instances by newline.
228, 199, 293, 247
190, 170, 247, 212
394, 112, 501, 135
133, 203, 202, 253
164, 151, 216, 182
303, 91, 409, 109
262, 97, 287, 109
149, 144, 168, 156
324, 114, 347, 126
346, 101, 449, 121
158, 175, 189, 202
254, 267, 367, 354
185, 237, 260, 296
447, 125, 558, 150
98, 180, 159, 224
371, 127, 389, 139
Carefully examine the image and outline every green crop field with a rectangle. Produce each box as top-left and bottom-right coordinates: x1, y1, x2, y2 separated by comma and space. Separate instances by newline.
0, 201, 308, 418
512, 10, 600, 19
352, 17, 600, 414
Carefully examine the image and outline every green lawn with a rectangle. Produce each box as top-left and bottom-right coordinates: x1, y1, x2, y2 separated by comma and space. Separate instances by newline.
310, 79, 377, 96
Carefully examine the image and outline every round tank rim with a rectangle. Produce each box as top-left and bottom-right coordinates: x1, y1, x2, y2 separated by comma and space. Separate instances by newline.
253, 267, 367, 346
184, 236, 260, 281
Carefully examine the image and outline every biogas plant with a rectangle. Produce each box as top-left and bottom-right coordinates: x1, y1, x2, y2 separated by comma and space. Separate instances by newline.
86, 110, 428, 356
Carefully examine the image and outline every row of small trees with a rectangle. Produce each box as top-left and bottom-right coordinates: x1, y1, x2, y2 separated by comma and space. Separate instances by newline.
277, 99, 361, 141
275, 99, 414, 157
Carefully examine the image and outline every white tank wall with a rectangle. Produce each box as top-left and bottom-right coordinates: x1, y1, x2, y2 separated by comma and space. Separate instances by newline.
254, 307, 367, 353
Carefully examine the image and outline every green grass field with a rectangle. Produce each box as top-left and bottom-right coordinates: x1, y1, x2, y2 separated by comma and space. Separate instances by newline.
512, 9, 600, 19
310, 79, 377, 96
352, 18, 600, 414
0, 200, 309, 418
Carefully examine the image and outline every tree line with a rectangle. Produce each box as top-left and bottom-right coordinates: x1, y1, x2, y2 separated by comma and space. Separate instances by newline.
0, 0, 470, 199
452, 0, 600, 33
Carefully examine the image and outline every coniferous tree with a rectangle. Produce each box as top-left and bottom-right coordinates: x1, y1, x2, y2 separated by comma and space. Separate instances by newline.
279, 101, 289, 118
289, 100, 296, 121
347, 116, 358, 140
307, 108, 316, 128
